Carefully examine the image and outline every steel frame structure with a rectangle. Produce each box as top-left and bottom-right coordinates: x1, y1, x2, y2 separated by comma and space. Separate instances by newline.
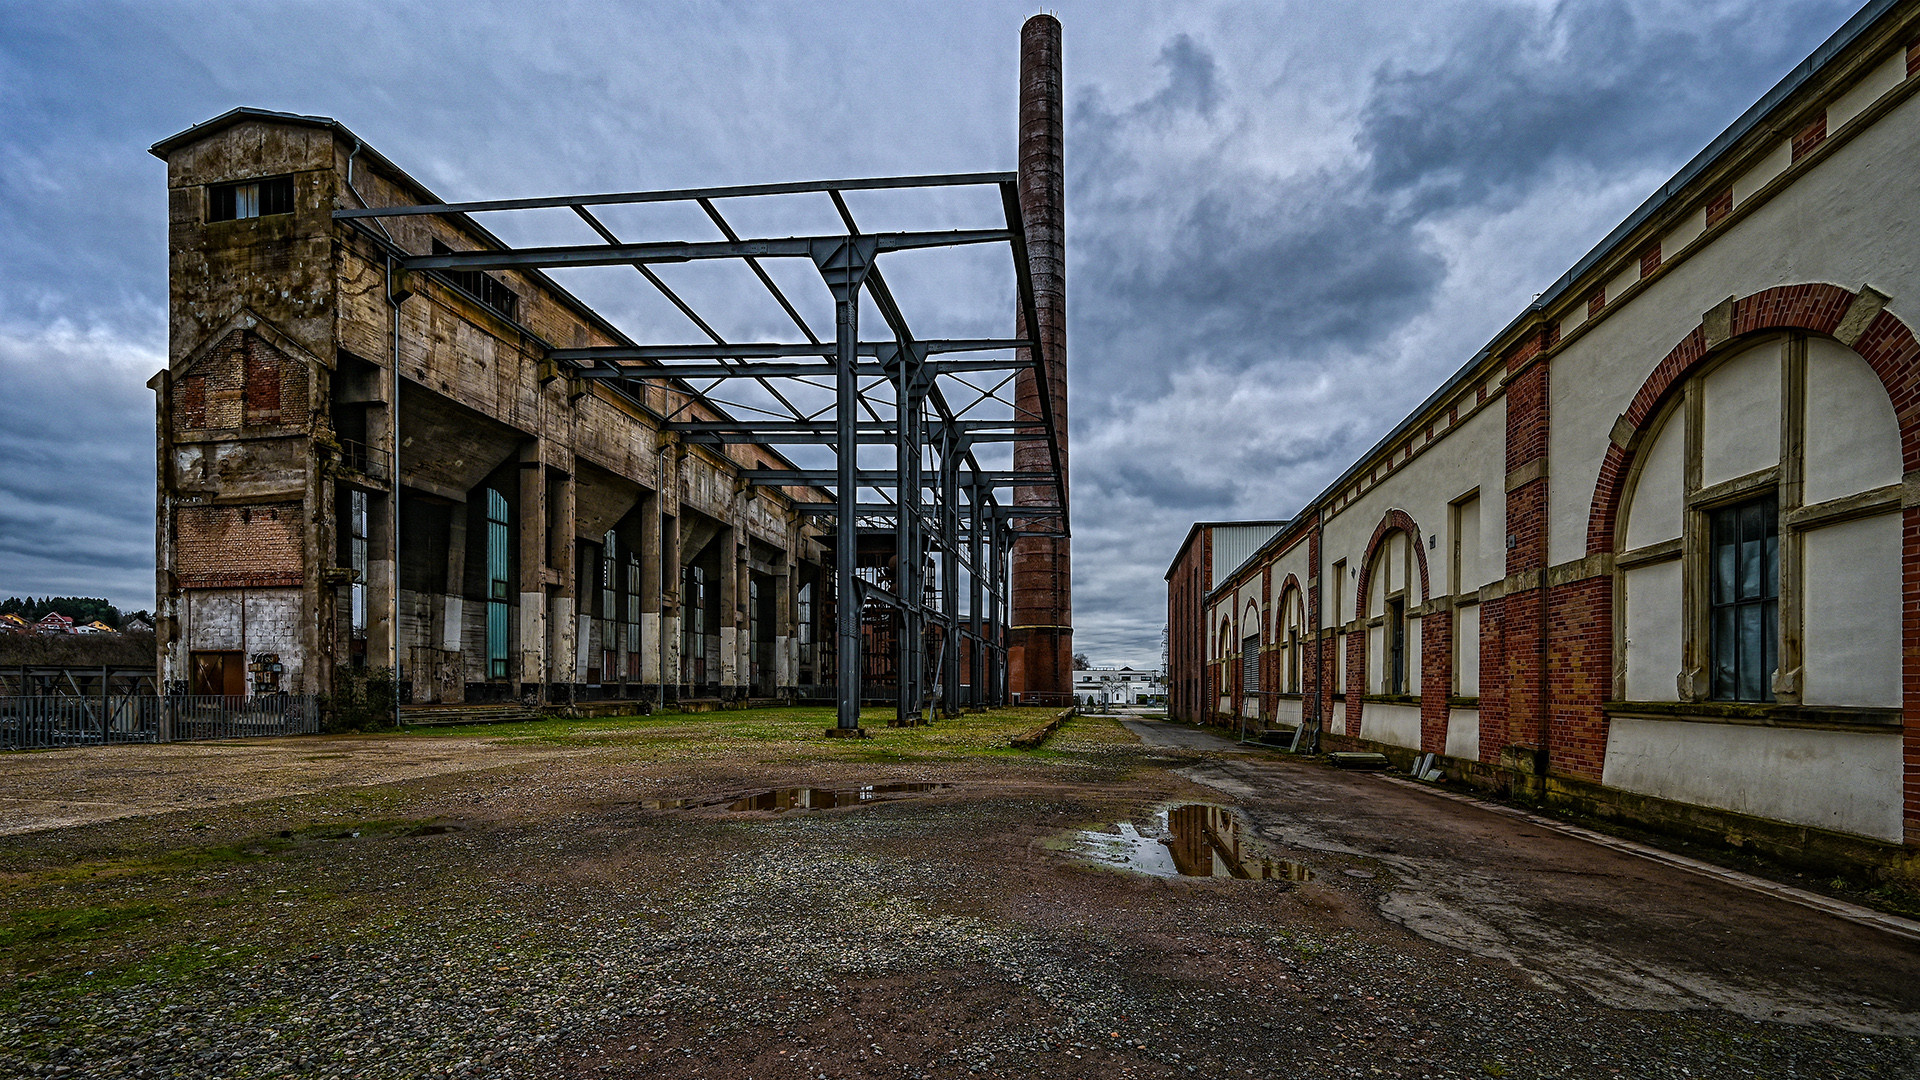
334, 173, 1068, 732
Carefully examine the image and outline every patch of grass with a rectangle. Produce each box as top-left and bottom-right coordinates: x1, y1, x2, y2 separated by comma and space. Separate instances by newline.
0, 901, 169, 949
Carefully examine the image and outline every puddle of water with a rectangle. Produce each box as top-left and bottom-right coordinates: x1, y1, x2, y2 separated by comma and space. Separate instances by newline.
638, 798, 691, 810
728, 783, 942, 812
1068, 803, 1312, 881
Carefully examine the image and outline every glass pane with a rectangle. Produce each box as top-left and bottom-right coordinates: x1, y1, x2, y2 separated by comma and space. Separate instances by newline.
1737, 603, 1765, 701
1762, 598, 1778, 702
1712, 607, 1736, 700
1763, 529, 1779, 599
1713, 530, 1735, 605
1739, 527, 1762, 601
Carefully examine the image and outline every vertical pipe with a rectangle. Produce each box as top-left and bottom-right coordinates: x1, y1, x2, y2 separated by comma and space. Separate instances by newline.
1011, 13, 1071, 706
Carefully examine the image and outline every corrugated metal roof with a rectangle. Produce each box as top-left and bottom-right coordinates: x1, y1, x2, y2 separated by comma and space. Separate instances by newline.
1210, 523, 1286, 591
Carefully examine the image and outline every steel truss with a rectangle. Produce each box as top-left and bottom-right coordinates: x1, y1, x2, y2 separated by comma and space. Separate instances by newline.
335, 173, 1067, 732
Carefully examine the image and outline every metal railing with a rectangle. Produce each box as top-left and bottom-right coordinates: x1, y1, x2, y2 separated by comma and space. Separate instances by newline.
1, 695, 320, 750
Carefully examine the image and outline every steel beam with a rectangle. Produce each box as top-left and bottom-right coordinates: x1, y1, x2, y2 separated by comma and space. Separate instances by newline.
401, 231, 1010, 273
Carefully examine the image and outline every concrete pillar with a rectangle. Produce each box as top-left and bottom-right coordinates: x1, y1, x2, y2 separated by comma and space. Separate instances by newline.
548, 464, 576, 698
660, 450, 683, 700
718, 526, 740, 693
639, 487, 663, 686
736, 540, 752, 696
517, 442, 547, 698
774, 552, 793, 693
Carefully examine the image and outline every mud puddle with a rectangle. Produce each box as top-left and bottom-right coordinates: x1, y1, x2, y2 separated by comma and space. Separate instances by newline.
640, 783, 945, 813
1066, 803, 1311, 881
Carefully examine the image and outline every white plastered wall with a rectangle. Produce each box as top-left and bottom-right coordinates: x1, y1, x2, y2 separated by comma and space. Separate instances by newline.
1546, 90, 1920, 567
1602, 718, 1902, 841
1359, 702, 1422, 750
1802, 513, 1901, 708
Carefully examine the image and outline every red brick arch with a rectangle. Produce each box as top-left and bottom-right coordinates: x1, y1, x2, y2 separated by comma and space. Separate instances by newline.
1586, 283, 1920, 555
1354, 508, 1432, 621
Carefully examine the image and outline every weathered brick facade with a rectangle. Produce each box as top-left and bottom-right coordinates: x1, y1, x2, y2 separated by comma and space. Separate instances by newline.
1169, 3, 1920, 869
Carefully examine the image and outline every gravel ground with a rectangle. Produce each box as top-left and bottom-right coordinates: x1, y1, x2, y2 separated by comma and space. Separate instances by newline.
2, 708, 1916, 1079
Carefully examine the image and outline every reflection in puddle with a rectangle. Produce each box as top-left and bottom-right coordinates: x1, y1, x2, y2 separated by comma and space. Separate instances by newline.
1069, 804, 1312, 881
728, 783, 943, 812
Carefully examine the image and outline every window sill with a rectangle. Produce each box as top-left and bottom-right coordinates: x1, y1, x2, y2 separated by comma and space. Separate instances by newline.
1447, 696, 1480, 707
1362, 694, 1419, 706
1602, 700, 1899, 732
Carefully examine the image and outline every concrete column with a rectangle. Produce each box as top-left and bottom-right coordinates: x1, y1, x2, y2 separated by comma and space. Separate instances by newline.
548, 464, 576, 698
660, 450, 683, 700
736, 539, 752, 696
774, 552, 793, 693
639, 487, 663, 686
517, 442, 547, 698
718, 526, 740, 693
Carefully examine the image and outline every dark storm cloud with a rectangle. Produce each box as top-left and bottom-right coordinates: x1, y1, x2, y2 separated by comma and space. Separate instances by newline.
1357, 0, 1852, 216
0, 0, 1869, 663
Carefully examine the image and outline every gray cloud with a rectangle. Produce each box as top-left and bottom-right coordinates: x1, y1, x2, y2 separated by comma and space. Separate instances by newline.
0, 0, 1865, 664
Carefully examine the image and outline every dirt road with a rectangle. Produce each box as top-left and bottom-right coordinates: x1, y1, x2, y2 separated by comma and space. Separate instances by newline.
1, 709, 1915, 1079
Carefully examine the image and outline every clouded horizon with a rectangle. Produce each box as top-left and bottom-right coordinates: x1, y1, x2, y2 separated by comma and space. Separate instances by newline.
0, 0, 1860, 666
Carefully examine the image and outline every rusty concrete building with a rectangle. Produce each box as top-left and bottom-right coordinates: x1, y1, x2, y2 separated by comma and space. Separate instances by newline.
147, 16, 1072, 719
149, 109, 840, 708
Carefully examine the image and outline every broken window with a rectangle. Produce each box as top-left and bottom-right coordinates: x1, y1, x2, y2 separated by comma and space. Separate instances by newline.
348, 490, 369, 642
486, 488, 511, 680
1709, 492, 1778, 702
430, 240, 520, 322
209, 175, 294, 222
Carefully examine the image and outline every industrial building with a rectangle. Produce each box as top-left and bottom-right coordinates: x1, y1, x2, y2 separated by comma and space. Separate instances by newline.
148, 17, 1073, 722
1168, 0, 1920, 871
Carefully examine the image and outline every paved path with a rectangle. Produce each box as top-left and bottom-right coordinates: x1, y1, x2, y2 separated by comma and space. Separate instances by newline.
1120, 718, 1251, 751
1180, 751, 1920, 1035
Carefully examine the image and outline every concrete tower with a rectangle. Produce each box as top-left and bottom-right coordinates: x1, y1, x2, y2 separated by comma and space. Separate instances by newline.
1010, 13, 1073, 704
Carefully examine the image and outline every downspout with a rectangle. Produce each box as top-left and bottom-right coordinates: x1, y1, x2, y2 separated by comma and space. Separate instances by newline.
387, 254, 407, 729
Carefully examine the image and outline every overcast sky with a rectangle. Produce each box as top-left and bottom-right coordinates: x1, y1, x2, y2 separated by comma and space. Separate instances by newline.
0, 0, 1861, 664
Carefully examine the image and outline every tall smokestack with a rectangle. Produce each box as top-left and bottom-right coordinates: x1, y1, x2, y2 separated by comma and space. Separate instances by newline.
1010, 12, 1072, 704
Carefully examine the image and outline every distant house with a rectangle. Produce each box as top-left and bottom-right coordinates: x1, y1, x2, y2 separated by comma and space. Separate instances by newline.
0, 613, 28, 634
33, 613, 74, 635
123, 615, 153, 634
74, 620, 118, 635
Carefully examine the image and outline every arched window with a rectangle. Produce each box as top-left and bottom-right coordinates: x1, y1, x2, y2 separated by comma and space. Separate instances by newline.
1363, 530, 1415, 695
1617, 335, 1901, 706
1278, 584, 1305, 694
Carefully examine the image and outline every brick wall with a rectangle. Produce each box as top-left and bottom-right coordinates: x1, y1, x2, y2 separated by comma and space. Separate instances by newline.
176, 501, 304, 588
1420, 607, 1451, 754
174, 330, 308, 433
1547, 576, 1612, 781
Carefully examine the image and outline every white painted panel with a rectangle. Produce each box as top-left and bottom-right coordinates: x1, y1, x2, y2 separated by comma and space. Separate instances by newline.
1455, 495, 1482, 594
1606, 262, 1641, 307
1337, 634, 1347, 693
1332, 701, 1346, 734
1828, 50, 1908, 132
1661, 207, 1707, 258
1701, 342, 1781, 487
1624, 409, 1685, 550
1456, 603, 1481, 697
1803, 512, 1902, 708
1558, 303, 1587, 341
1367, 624, 1383, 691
1624, 560, 1682, 702
1274, 697, 1303, 726
1732, 139, 1792, 207
1444, 708, 1480, 761
1408, 616, 1422, 695
1360, 702, 1422, 751
1804, 337, 1901, 504
1601, 717, 1902, 841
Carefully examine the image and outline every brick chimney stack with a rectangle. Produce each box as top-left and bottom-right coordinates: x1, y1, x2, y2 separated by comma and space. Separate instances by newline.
1010, 13, 1072, 704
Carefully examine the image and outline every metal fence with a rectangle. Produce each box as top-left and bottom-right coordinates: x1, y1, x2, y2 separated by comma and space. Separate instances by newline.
0, 695, 321, 750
